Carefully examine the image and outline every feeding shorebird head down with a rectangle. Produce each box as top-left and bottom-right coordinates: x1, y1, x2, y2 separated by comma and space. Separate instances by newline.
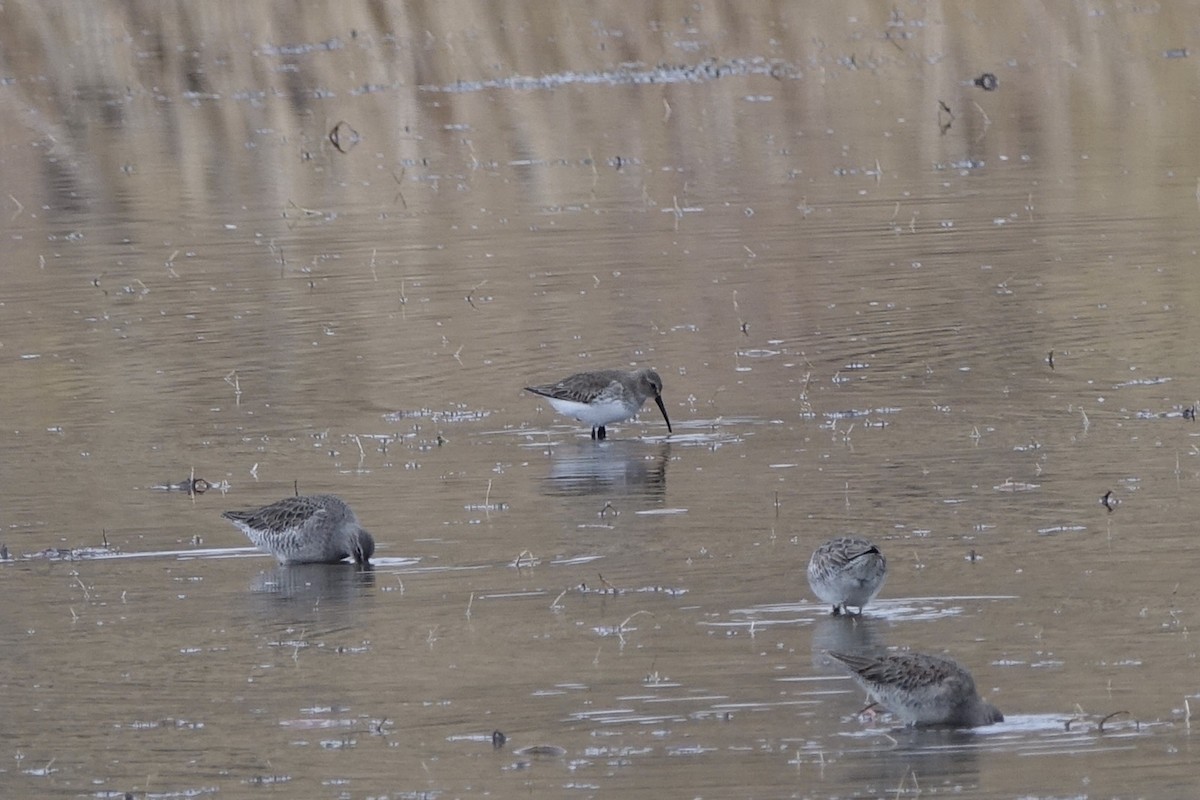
827, 650, 1003, 728
221, 494, 375, 566
524, 367, 672, 441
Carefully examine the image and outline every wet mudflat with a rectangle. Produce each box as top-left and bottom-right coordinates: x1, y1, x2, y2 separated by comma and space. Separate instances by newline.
3, 2, 1200, 797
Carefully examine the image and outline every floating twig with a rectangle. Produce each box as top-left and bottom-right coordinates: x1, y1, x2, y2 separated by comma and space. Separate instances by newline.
1098, 710, 1130, 733
733, 290, 748, 335
391, 168, 408, 208
285, 199, 324, 218
854, 700, 881, 718
971, 100, 993, 137
224, 369, 242, 405
465, 279, 488, 310
328, 120, 361, 153
512, 549, 538, 569
938, 99, 954, 134
616, 609, 650, 632
894, 766, 920, 797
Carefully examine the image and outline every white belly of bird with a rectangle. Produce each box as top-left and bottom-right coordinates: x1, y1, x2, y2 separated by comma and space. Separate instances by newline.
546, 396, 635, 427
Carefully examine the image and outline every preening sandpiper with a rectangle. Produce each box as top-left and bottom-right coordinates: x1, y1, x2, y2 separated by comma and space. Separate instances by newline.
525, 367, 672, 440
221, 494, 374, 566
807, 536, 887, 615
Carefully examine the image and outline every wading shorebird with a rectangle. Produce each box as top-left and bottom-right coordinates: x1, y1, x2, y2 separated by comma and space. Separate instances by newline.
807, 536, 887, 615
524, 367, 672, 441
828, 650, 1004, 728
221, 494, 374, 566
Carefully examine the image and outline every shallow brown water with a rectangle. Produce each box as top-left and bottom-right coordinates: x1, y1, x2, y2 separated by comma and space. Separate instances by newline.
3, 2, 1200, 797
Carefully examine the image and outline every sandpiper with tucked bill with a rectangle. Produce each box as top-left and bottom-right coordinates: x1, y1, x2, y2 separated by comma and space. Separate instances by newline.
827, 650, 1004, 728
807, 536, 887, 615
221, 494, 375, 566
524, 367, 672, 440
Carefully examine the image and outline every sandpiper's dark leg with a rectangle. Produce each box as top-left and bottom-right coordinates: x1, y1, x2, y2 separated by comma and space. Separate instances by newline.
597, 426, 607, 440
831, 604, 843, 616
590, 427, 598, 440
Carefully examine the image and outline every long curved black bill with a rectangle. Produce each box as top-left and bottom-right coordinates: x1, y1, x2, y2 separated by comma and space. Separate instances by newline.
654, 395, 673, 433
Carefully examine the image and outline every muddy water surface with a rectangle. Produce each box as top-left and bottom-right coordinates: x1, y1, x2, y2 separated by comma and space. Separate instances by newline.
2, 2, 1200, 797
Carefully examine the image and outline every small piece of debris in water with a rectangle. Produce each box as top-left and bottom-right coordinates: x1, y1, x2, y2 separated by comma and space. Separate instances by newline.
974, 72, 999, 90
153, 477, 211, 494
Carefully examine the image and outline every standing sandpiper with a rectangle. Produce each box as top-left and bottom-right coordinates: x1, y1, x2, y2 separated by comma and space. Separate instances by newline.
807, 536, 887, 615
221, 494, 374, 566
524, 368, 672, 440
828, 650, 1004, 728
